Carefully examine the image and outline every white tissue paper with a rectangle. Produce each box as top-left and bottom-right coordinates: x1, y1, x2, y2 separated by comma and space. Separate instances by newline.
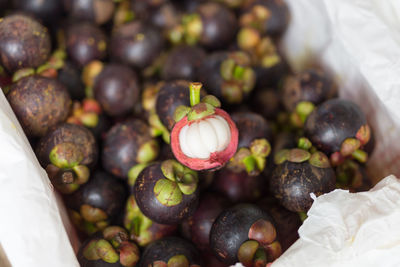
2, 0, 400, 266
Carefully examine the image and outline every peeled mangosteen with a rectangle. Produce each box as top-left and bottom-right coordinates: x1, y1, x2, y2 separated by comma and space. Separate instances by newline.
65, 22, 107, 68
227, 111, 272, 175
124, 195, 177, 247
93, 63, 140, 117
181, 192, 230, 252
65, 171, 128, 235
270, 148, 336, 212
0, 14, 51, 73
140, 236, 202, 266
210, 203, 281, 265
161, 45, 205, 81
63, 0, 115, 25
197, 51, 256, 105
304, 98, 374, 165
169, 2, 238, 50
170, 83, 239, 171
102, 119, 159, 179
110, 21, 164, 69
36, 123, 98, 193
7, 75, 71, 137
212, 168, 266, 203
78, 226, 140, 267
12, 0, 63, 24
133, 160, 199, 224
257, 197, 302, 252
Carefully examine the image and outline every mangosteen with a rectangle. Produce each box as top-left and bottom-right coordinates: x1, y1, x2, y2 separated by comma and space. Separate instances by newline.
58, 61, 86, 100
257, 197, 302, 252
36, 123, 98, 193
124, 195, 177, 247
168, 2, 238, 50
7, 75, 71, 137
78, 226, 140, 267
239, 0, 290, 38
270, 148, 336, 212
12, 0, 63, 24
63, 0, 115, 25
0, 14, 51, 73
197, 51, 256, 105
102, 119, 159, 179
65, 22, 107, 68
161, 45, 205, 81
170, 83, 239, 171
65, 171, 128, 235
133, 160, 199, 224
181, 192, 230, 252
110, 21, 164, 69
336, 160, 372, 192
140, 236, 202, 266
210, 203, 281, 265
227, 112, 272, 175
91, 63, 140, 117
251, 88, 282, 120
212, 168, 266, 203
304, 98, 374, 165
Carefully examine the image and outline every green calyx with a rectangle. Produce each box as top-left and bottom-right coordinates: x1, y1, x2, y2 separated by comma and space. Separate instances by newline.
136, 139, 159, 164
49, 142, 83, 169
298, 137, 312, 150
238, 240, 267, 267
168, 255, 189, 267
149, 112, 170, 144
182, 13, 203, 45
46, 164, 89, 194
356, 124, 371, 145
294, 101, 315, 125
124, 196, 153, 246
154, 160, 198, 206
187, 102, 216, 121
95, 239, 120, 263
309, 152, 331, 168
103, 226, 129, 249
119, 242, 140, 267
12, 68, 35, 82
80, 204, 108, 223
298, 211, 308, 222
340, 138, 361, 157
128, 163, 151, 187
174, 105, 192, 123
83, 239, 101, 261
275, 148, 331, 168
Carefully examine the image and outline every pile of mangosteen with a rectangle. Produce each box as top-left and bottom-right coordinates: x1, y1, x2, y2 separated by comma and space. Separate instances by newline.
0, 0, 375, 266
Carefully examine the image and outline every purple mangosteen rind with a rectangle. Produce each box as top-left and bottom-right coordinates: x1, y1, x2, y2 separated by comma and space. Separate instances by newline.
133, 161, 199, 225
210, 203, 280, 265
140, 236, 202, 266
123, 195, 177, 247
0, 14, 51, 73
63, 0, 116, 25
270, 159, 336, 212
102, 119, 159, 179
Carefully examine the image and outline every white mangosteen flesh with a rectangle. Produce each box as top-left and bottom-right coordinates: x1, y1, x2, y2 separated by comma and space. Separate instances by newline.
179, 115, 231, 159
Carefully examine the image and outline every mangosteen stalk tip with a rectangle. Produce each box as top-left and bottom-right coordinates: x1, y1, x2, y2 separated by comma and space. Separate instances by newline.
189, 82, 202, 107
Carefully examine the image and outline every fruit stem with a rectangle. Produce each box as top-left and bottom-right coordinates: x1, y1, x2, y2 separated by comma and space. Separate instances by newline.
189, 82, 202, 106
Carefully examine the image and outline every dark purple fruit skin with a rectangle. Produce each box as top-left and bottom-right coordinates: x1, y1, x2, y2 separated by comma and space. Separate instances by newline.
254, 58, 288, 89
232, 111, 273, 148
155, 80, 191, 131
251, 88, 282, 120
58, 61, 85, 100
197, 2, 238, 50
102, 119, 154, 179
0, 14, 51, 73
304, 99, 368, 155
210, 203, 274, 264
65, 171, 128, 220
257, 197, 301, 252
66, 23, 107, 68
110, 21, 164, 69
240, 0, 290, 37
196, 52, 226, 100
161, 45, 205, 81
94, 64, 140, 117
63, 0, 115, 25
12, 0, 63, 24
140, 236, 202, 266
78, 232, 124, 267
282, 70, 337, 112
7, 76, 71, 137
213, 168, 266, 203
270, 161, 336, 212
133, 163, 200, 225
182, 192, 230, 252
0, 0, 8, 10
36, 123, 98, 168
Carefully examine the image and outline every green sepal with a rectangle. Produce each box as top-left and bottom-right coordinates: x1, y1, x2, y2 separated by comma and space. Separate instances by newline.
95, 239, 119, 263
187, 103, 215, 121
174, 105, 191, 122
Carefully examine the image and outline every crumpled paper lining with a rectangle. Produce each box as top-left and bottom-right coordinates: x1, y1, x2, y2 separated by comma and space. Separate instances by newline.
0, 91, 79, 267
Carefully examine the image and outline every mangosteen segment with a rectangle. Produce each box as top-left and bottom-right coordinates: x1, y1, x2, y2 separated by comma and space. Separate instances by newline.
171, 83, 239, 171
